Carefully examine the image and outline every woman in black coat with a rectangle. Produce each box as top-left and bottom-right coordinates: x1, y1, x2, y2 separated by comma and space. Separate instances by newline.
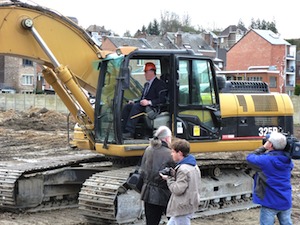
140, 125, 175, 225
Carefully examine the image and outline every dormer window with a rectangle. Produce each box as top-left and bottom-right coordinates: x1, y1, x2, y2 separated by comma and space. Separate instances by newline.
269, 33, 279, 39
183, 44, 191, 49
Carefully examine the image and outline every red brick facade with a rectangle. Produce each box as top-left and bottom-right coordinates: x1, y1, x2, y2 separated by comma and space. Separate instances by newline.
227, 30, 288, 93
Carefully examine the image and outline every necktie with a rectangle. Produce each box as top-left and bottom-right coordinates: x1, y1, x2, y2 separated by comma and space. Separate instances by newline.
142, 82, 149, 99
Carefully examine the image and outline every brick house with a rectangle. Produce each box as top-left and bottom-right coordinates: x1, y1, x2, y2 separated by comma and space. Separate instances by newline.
226, 29, 296, 94
296, 51, 300, 85
0, 56, 42, 93
86, 25, 112, 46
201, 25, 248, 69
218, 25, 248, 50
217, 68, 281, 92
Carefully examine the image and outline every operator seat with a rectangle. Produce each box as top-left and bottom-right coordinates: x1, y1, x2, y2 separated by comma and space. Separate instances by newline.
143, 88, 170, 130
144, 106, 170, 130
135, 78, 170, 138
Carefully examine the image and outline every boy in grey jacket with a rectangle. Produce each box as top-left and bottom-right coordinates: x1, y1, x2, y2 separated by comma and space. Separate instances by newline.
160, 138, 201, 225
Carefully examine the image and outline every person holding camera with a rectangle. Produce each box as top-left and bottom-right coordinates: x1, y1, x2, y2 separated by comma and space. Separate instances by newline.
160, 138, 201, 225
139, 125, 175, 225
246, 131, 294, 225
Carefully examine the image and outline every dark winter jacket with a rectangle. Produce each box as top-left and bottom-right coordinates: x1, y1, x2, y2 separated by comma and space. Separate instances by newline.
246, 147, 294, 210
140, 141, 175, 207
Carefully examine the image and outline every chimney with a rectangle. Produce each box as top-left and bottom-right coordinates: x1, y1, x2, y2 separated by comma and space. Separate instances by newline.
176, 32, 182, 46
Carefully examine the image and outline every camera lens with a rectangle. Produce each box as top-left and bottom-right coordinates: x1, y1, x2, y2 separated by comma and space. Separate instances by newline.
159, 167, 171, 176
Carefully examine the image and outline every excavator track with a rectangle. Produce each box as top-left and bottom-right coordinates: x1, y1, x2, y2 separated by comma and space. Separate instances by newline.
0, 147, 106, 212
79, 159, 257, 225
79, 166, 143, 225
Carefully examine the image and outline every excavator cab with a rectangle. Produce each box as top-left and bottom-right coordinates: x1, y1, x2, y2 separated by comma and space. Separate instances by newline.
93, 49, 222, 152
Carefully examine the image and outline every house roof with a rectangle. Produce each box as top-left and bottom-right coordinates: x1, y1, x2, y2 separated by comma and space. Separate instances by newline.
166, 32, 215, 53
103, 36, 152, 49
252, 29, 290, 45
144, 36, 175, 49
219, 25, 248, 37
87, 25, 107, 33
209, 31, 218, 39
103, 32, 215, 53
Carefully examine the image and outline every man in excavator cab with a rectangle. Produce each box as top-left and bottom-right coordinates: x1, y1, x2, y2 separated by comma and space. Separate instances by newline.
122, 62, 168, 139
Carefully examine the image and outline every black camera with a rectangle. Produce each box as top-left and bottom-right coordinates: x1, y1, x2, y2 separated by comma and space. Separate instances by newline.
263, 133, 300, 159
284, 134, 300, 159
159, 167, 172, 176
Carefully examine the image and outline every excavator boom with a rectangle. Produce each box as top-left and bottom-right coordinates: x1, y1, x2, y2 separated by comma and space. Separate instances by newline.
0, 1, 106, 94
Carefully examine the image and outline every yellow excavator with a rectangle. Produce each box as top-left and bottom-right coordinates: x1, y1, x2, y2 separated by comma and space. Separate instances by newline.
0, 1, 296, 224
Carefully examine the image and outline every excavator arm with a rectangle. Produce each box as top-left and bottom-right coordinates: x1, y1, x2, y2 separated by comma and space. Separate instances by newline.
0, 1, 108, 93
0, 1, 114, 148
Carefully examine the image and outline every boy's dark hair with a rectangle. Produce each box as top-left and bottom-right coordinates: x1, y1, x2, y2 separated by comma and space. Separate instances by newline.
170, 138, 190, 157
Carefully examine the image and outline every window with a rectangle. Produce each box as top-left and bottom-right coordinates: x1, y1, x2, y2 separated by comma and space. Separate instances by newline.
269, 76, 277, 88
22, 74, 33, 85
178, 59, 215, 106
183, 44, 191, 49
136, 59, 144, 66
130, 60, 161, 82
178, 60, 189, 105
177, 59, 216, 130
22, 59, 33, 66
248, 76, 262, 81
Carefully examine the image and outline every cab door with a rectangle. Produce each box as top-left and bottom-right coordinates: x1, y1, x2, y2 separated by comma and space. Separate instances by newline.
173, 57, 221, 140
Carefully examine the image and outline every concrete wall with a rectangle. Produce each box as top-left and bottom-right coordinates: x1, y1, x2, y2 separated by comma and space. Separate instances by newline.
1, 93, 300, 125
291, 96, 300, 124
0, 93, 68, 113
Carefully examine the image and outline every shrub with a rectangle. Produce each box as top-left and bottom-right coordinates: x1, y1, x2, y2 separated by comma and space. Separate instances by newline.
294, 85, 300, 96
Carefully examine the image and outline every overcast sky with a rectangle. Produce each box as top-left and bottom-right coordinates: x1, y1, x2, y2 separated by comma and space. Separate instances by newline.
27, 0, 299, 39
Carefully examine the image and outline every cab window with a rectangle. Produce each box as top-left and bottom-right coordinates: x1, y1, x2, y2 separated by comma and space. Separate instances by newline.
178, 59, 215, 106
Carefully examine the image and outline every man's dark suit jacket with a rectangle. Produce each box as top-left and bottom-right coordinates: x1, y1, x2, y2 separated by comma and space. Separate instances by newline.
141, 77, 168, 106
122, 77, 168, 134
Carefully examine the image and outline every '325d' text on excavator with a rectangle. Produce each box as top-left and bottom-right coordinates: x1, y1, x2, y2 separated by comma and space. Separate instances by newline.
0, 1, 297, 224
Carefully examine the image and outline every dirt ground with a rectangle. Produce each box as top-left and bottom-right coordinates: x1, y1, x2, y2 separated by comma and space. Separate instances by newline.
0, 107, 299, 225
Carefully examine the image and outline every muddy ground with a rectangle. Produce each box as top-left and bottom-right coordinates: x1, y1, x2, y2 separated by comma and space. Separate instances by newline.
0, 107, 299, 225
